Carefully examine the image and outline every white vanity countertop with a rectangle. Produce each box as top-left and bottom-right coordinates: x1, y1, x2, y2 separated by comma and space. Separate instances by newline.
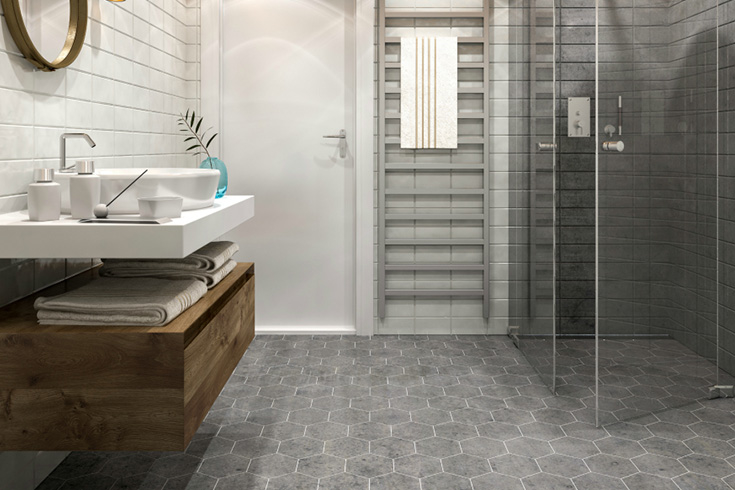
0, 195, 254, 259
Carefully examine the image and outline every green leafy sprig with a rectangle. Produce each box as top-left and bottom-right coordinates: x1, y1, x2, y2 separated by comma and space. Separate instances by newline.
178, 109, 218, 165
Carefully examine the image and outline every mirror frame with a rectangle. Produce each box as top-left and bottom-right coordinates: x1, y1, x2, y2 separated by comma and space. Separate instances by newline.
0, 0, 88, 72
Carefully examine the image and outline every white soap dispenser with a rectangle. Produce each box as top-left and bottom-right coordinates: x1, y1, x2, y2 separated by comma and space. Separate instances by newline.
70, 160, 101, 219
28, 169, 61, 222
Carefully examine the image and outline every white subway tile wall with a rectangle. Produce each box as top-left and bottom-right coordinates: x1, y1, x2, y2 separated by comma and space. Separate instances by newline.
0, 0, 201, 308
0, 1, 201, 487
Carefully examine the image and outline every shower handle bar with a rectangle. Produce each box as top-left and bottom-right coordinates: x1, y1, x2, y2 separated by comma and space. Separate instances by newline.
537, 142, 557, 152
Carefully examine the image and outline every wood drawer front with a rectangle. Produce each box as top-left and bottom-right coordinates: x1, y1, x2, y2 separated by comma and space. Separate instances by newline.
0, 333, 183, 390
183, 274, 255, 444
0, 389, 183, 451
0, 264, 255, 451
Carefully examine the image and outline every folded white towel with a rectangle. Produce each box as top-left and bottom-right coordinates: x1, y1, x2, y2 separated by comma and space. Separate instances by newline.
103, 241, 239, 273
100, 259, 237, 290
34, 277, 207, 326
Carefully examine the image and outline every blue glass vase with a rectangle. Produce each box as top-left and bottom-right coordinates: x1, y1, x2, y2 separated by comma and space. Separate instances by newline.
201, 157, 228, 198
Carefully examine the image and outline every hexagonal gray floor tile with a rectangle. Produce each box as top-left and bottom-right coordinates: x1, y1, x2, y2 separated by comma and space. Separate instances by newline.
324, 436, 370, 458
260, 421, 305, 441
318, 472, 369, 490
218, 421, 263, 441
441, 453, 491, 478
472, 472, 524, 490
421, 472, 472, 490
371, 472, 421, 490
536, 453, 588, 478
246, 453, 297, 478
679, 453, 735, 478
349, 422, 391, 441
297, 453, 345, 478
346, 454, 393, 478
489, 454, 540, 478
522, 472, 576, 490
277, 437, 324, 459
623, 473, 680, 490
370, 437, 415, 459
214, 472, 267, 490
395, 454, 442, 478
231, 437, 279, 459
584, 454, 638, 479
198, 454, 249, 478
305, 421, 348, 441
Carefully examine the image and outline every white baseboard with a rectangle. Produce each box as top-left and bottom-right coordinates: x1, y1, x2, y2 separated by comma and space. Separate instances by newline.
255, 326, 358, 336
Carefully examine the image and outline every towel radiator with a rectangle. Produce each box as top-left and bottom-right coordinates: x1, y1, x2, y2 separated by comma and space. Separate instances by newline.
377, 1, 491, 323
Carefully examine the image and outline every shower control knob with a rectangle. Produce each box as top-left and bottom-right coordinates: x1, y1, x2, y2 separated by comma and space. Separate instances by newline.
602, 140, 625, 152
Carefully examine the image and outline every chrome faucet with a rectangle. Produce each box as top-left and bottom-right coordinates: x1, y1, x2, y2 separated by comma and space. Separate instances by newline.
60, 133, 96, 172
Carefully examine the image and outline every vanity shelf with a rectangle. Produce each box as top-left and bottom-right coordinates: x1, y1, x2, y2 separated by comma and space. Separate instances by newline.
0, 262, 255, 451
0, 195, 255, 259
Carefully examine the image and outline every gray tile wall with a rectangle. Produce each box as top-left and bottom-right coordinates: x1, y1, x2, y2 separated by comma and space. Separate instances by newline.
598, 0, 721, 375
557, 2, 596, 335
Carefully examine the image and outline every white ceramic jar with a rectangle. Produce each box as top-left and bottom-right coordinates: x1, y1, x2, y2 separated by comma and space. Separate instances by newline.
28, 169, 61, 222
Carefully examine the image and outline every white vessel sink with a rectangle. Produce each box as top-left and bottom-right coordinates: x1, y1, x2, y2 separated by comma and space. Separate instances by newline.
56, 168, 220, 215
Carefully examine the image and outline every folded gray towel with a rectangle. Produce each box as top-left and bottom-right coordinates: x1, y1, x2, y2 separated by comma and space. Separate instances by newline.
99, 259, 237, 290
103, 241, 239, 273
34, 277, 207, 326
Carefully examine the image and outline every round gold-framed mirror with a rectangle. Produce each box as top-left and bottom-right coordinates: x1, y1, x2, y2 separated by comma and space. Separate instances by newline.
0, 0, 87, 72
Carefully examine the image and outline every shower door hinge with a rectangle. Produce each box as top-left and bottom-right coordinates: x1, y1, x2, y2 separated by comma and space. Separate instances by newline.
507, 326, 520, 348
709, 385, 735, 399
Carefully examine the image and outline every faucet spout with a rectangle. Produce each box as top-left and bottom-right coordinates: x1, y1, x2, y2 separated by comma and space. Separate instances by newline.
60, 133, 96, 172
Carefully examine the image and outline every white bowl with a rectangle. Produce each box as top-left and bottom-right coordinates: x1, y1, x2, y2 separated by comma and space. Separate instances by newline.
138, 196, 183, 219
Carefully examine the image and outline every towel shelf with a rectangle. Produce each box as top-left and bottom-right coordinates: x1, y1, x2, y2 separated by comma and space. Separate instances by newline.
385, 87, 485, 95
384, 136, 484, 145
385, 213, 485, 220
385, 238, 485, 246
0, 263, 255, 451
385, 189, 484, 195
385, 36, 486, 44
385, 113, 485, 119
384, 10, 485, 18
386, 264, 484, 271
386, 289, 485, 297
385, 164, 484, 171
385, 62, 484, 69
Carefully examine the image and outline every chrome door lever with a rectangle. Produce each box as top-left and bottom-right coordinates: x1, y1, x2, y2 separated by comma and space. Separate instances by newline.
323, 129, 346, 158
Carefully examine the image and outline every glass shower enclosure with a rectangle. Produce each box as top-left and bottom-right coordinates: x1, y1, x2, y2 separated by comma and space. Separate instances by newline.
511, 0, 735, 426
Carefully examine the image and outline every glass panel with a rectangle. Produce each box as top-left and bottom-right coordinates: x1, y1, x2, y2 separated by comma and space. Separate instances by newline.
510, 0, 559, 393
597, 0, 721, 424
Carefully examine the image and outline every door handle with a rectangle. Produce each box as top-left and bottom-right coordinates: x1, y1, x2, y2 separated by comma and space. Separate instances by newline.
323, 129, 346, 158
323, 130, 346, 139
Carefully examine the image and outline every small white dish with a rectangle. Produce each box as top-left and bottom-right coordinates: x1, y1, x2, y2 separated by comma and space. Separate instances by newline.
138, 196, 183, 219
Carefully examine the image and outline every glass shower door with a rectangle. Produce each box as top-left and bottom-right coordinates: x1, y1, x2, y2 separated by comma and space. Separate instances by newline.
510, 0, 559, 393
596, 0, 722, 424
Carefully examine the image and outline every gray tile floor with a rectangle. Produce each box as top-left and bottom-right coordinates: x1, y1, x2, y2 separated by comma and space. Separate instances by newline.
40, 335, 735, 490
523, 337, 735, 424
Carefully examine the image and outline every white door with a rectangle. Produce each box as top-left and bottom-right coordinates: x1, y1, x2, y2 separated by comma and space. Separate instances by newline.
222, 0, 355, 333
